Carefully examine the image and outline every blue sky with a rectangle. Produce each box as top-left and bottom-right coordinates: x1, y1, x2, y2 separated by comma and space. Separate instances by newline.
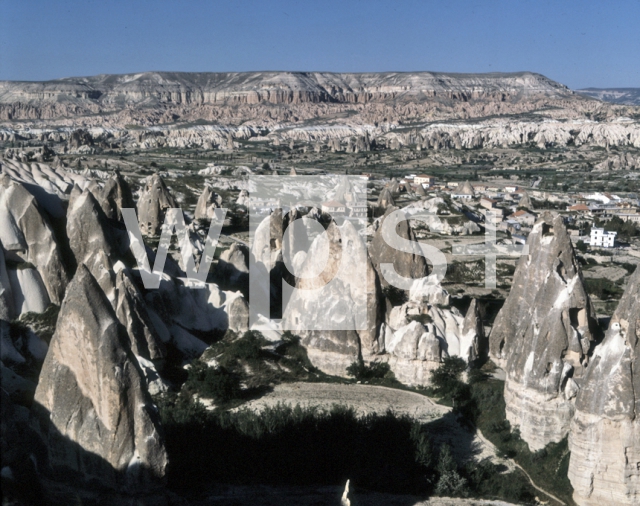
1, 0, 638, 88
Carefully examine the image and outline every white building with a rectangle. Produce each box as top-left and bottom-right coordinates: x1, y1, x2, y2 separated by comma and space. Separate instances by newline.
590, 227, 617, 248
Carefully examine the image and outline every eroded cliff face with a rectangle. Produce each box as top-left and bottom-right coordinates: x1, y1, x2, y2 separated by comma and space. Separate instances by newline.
568, 266, 640, 506
33, 265, 167, 490
2, 71, 636, 150
489, 212, 597, 451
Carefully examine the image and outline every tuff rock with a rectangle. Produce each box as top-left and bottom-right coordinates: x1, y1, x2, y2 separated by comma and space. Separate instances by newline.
490, 212, 597, 450
568, 265, 640, 505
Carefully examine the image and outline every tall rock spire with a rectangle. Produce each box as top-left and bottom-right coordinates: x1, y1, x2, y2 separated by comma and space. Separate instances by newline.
136, 174, 177, 236
33, 265, 167, 490
568, 265, 640, 505
489, 212, 597, 450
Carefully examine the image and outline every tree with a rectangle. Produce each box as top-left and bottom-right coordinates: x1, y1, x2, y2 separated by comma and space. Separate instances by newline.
430, 357, 468, 400
575, 240, 588, 253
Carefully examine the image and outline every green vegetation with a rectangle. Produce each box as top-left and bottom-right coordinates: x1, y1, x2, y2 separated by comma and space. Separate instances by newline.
346, 360, 394, 382
595, 215, 640, 242
383, 285, 408, 306
584, 277, 624, 300
186, 330, 318, 405
427, 360, 576, 505
156, 394, 536, 503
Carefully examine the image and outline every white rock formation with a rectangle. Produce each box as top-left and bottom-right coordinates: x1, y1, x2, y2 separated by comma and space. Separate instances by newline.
0, 174, 68, 308
568, 266, 640, 506
489, 212, 597, 451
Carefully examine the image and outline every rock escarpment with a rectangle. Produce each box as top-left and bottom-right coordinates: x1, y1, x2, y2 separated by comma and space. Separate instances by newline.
489, 212, 597, 451
568, 266, 640, 506
33, 265, 167, 490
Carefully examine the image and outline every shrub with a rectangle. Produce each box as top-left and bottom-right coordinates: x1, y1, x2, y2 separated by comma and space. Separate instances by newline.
186, 363, 241, 403
430, 357, 467, 398
584, 277, 623, 300
575, 239, 588, 252
346, 360, 392, 381
383, 285, 408, 306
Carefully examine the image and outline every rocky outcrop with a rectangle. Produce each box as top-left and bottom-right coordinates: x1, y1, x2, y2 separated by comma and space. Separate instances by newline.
369, 207, 428, 286
283, 219, 383, 376
66, 188, 117, 299
194, 185, 222, 221
217, 242, 249, 281
96, 170, 135, 221
0, 174, 68, 308
380, 278, 484, 385
568, 266, 640, 506
136, 174, 177, 236
519, 191, 534, 210
114, 269, 166, 364
33, 265, 167, 490
377, 187, 395, 209
490, 212, 597, 450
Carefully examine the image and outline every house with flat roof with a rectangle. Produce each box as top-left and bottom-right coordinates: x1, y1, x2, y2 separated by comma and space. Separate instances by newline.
414, 174, 436, 187
590, 228, 617, 248
321, 200, 346, 215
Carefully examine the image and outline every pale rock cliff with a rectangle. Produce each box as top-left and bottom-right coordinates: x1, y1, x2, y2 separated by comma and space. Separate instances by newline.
283, 219, 383, 376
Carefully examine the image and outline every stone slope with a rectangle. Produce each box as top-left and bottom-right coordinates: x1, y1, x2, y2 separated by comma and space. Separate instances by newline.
489, 212, 597, 451
568, 265, 640, 505
33, 265, 167, 489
